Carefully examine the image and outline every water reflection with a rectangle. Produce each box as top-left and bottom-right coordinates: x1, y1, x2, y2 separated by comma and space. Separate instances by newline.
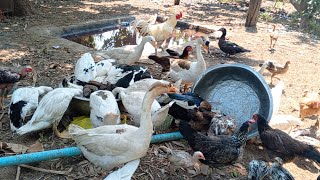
65, 25, 197, 51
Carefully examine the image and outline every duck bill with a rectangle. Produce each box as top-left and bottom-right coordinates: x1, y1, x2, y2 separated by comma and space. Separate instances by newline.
151, 41, 157, 48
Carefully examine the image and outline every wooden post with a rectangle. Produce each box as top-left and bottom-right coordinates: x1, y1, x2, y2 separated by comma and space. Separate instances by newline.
245, 0, 263, 27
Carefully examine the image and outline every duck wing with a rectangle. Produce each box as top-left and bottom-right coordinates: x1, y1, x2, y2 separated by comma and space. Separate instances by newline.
170, 59, 192, 71
100, 45, 136, 61
224, 41, 251, 53
69, 124, 137, 156
166, 48, 181, 57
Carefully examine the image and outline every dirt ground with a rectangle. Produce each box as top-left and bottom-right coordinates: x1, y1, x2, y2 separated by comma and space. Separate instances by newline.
0, 0, 320, 179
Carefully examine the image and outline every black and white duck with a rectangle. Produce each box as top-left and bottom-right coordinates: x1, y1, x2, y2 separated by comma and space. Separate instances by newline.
218, 28, 251, 57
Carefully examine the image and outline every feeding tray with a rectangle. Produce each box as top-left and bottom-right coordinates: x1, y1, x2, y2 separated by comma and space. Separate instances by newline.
192, 64, 273, 139
69, 96, 90, 116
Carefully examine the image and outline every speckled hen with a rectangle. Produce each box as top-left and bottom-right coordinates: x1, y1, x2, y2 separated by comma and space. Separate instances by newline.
179, 119, 254, 167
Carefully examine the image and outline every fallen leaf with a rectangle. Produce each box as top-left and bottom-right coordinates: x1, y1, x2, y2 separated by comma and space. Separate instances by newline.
27, 141, 44, 153
0, 142, 28, 155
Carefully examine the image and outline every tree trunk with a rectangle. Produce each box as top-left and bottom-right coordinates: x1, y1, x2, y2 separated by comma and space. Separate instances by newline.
174, 0, 180, 5
13, 0, 34, 16
299, 14, 312, 29
289, 0, 311, 29
245, 0, 263, 27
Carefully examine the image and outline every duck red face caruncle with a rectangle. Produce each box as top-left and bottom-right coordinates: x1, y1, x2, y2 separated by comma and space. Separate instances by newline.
176, 12, 182, 19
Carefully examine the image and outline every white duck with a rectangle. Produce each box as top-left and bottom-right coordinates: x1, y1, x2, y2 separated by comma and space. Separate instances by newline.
74, 53, 97, 83
111, 78, 180, 95
104, 159, 140, 180
168, 36, 208, 83
94, 64, 152, 88
95, 36, 157, 65
148, 37, 208, 91
16, 88, 82, 135
95, 59, 116, 77
9, 86, 53, 131
90, 90, 121, 127
113, 83, 177, 128
69, 82, 174, 171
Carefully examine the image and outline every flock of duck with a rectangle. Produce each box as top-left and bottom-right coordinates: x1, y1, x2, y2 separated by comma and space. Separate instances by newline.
3, 11, 319, 180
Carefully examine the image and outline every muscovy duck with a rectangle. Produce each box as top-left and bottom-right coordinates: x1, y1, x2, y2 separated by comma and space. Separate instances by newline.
166, 45, 193, 59
218, 28, 251, 57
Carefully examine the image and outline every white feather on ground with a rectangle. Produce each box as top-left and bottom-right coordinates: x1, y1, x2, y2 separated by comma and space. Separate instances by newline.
16, 88, 82, 135
90, 90, 121, 127
9, 86, 53, 131
104, 159, 140, 180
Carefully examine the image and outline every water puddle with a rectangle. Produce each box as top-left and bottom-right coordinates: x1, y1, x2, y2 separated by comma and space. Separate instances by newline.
63, 23, 198, 51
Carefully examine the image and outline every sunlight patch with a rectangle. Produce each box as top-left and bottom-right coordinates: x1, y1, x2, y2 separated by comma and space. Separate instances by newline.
0, 49, 29, 62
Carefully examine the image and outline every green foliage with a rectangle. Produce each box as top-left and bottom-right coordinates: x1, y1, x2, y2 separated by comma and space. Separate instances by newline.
304, 0, 320, 17
259, 12, 273, 22
288, 11, 301, 27
307, 18, 320, 36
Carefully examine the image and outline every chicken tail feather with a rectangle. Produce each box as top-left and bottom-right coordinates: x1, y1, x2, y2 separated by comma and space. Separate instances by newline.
179, 120, 197, 146
303, 145, 320, 163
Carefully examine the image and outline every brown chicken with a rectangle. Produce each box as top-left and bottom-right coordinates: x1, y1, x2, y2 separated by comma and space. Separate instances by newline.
259, 61, 290, 84
0, 65, 33, 109
299, 90, 320, 123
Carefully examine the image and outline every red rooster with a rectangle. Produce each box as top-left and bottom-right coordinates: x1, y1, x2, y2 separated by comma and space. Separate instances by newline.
0, 66, 33, 109
132, 12, 182, 55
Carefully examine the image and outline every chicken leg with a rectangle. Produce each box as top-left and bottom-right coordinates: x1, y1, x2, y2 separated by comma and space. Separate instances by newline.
272, 38, 277, 48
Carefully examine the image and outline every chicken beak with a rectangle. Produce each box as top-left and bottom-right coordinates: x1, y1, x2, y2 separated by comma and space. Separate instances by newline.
151, 41, 157, 48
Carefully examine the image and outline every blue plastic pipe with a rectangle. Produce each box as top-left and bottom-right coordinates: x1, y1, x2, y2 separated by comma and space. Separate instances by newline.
0, 131, 183, 167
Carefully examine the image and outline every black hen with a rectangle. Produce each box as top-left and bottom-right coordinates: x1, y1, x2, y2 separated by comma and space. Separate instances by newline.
254, 114, 320, 163
166, 46, 193, 59
218, 28, 251, 57
179, 119, 254, 167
